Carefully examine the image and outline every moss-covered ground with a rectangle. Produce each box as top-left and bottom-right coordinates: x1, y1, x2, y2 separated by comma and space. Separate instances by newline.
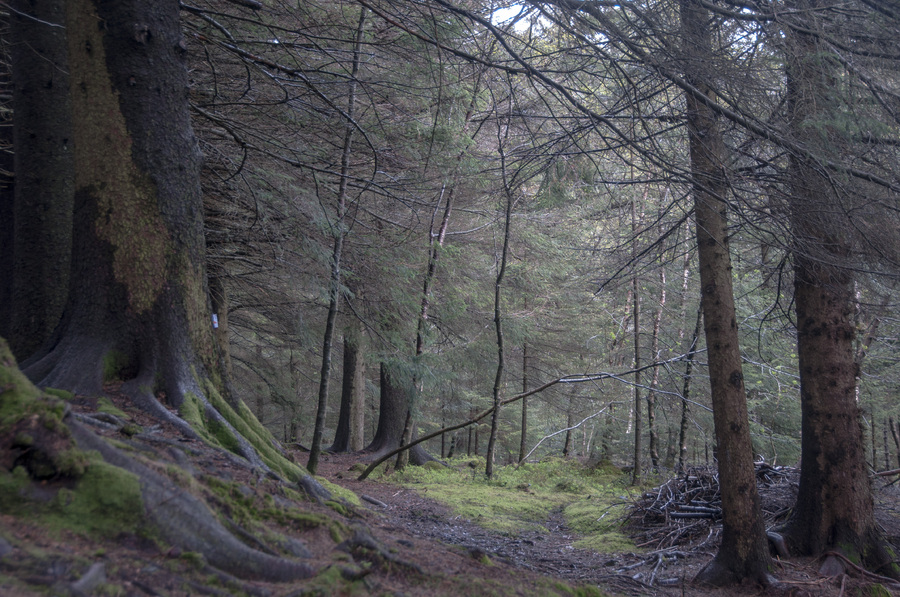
376, 456, 638, 553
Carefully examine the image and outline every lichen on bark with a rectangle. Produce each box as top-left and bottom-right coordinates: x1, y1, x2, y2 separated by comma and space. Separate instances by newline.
67, 0, 170, 315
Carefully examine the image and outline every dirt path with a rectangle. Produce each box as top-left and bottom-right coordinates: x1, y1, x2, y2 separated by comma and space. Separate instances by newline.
312, 452, 701, 594
312, 452, 900, 597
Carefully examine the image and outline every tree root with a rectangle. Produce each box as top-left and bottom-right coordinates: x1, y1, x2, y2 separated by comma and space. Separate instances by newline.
819, 551, 900, 588
336, 528, 423, 575
67, 419, 315, 582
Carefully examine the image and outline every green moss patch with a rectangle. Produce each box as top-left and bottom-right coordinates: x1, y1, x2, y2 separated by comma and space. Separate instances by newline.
43, 388, 74, 401
45, 459, 144, 536
386, 457, 634, 550
0, 457, 144, 538
96, 396, 128, 419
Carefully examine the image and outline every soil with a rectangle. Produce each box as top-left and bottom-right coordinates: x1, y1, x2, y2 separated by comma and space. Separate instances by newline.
2, 388, 900, 596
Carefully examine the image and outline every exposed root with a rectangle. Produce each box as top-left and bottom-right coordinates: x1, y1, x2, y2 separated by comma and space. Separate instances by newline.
819, 550, 900, 588
336, 528, 423, 575
67, 419, 315, 582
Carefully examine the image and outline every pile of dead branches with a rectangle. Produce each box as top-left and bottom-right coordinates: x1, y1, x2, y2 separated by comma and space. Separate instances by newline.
627, 463, 798, 550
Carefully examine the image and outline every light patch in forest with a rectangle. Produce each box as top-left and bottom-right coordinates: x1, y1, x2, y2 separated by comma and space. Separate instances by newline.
385, 456, 635, 551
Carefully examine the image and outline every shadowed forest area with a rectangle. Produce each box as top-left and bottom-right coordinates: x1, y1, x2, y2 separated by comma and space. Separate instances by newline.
2, 0, 900, 594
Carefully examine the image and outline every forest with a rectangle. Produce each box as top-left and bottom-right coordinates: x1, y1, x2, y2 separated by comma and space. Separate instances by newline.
2, 0, 900, 593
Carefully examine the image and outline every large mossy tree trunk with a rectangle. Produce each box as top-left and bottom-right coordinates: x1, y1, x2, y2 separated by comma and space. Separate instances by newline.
8, 0, 74, 361
680, 0, 772, 585
777, 0, 893, 574
18, 0, 316, 483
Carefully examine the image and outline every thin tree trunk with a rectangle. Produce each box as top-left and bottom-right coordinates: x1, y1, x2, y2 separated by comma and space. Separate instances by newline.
563, 395, 575, 458
890, 418, 900, 470
485, 124, 515, 479
308, 8, 366, 475
395, 64, 488, 470
884, 421, 891, 471
631, 198, 642, 485
647, 257, 665, 469
678, 307, 703, 472
519, 340, 529, 462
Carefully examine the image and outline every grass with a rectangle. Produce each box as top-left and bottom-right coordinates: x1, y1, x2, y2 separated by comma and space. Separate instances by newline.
378, 456, 638, 553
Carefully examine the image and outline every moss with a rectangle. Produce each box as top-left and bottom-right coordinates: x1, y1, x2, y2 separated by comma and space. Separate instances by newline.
201, 379, 311, 483
0, 467, 32, 513
860, 585, 893, 597
53, 448, 90, 478
316, 477, 360, 507
13, 432, 33, 447
96, 396, 128, 419
43, 388, 74, 401
2, 457, 144, 538
120, 423, 141, 437
384, 457, 635, 553
44, 459, 144, 536
179, 551, 207, 569
101, 350, 131, 383
300, 563, 368, 596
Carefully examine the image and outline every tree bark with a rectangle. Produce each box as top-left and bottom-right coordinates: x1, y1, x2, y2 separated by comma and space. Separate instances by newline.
364, 363, 432, 465
519, 340, 529, 462
680, 0, 772, 585
778, 2, 893, 573
0, 10, 13, 341
8, 0, 73, 361
631, 198, 642, 485
308, 7, 366, 475
329, 328, 366, 452
678, 307, 703, 472
18, 0, 312, 483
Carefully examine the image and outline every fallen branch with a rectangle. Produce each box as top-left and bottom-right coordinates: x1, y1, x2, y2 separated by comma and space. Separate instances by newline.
357, 354, 695, 480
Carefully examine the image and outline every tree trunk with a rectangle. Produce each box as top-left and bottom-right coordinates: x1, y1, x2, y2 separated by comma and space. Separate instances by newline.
563, 396, 574, 458
7, 0, 328, 581
8, 0, 74, 361
647, 260, 665, 469
630, 198, 642, 485
18, 0, 314, 483
329, 329, 366, 453
678, 307, 703, 472
364, 363, 432, 465
0, 11, 13, 341
307, 8, 366, 475
485, 134, 514, 479
778, 3, 892, 572
519, 340, 529, 462
680, 0, 772, 585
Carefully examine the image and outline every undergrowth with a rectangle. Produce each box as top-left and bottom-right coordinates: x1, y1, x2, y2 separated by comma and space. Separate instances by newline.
379, 456, 638, 553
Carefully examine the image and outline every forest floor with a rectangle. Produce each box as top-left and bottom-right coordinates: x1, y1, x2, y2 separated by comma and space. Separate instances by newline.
3, 388, 900, 596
